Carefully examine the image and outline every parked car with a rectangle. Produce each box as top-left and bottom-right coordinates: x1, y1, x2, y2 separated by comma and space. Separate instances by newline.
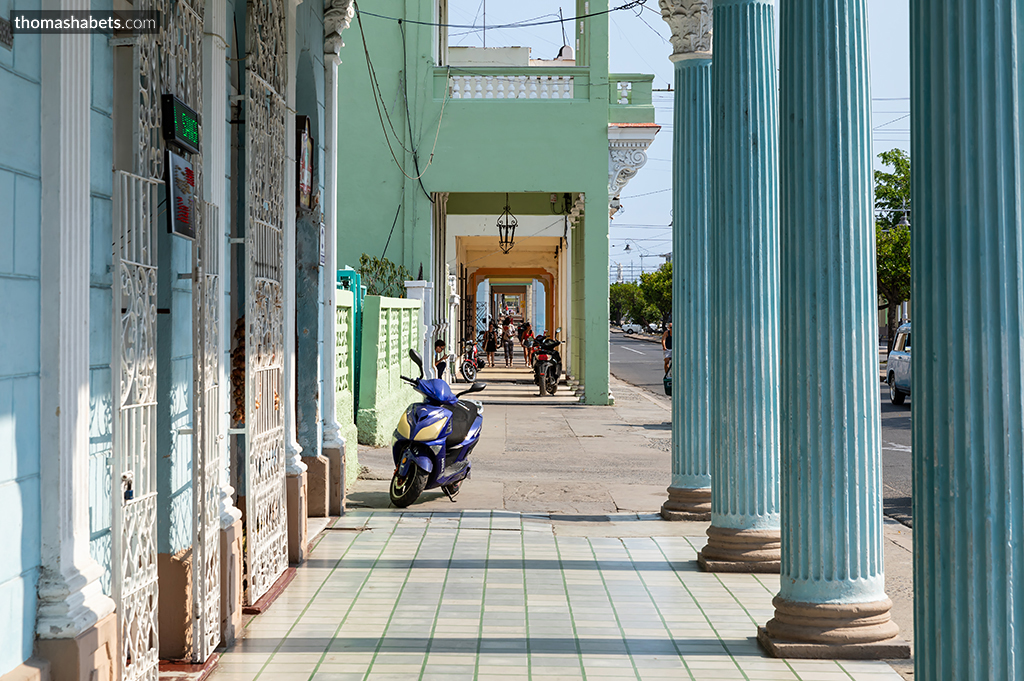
621, 322, 644, 334
887, 322, 911, 405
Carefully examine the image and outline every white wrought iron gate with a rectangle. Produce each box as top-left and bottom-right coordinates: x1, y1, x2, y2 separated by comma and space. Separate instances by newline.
191, 201, 222, 660
112, 171, 161, 681
243, 0, 290, 604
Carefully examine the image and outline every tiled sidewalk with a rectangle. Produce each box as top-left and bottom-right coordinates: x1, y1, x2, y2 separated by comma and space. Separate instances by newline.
210, 512, 904, 681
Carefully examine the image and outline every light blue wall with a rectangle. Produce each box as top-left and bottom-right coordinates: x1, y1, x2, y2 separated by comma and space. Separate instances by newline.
88, 0, 115, 594
0, 0, 43, 671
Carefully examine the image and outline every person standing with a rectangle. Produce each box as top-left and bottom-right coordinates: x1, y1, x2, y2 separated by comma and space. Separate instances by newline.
662, 321, 673, 374
485, 321, 498, 367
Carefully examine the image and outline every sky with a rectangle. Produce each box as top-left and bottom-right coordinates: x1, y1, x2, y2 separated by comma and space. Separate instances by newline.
445, 0, 911, 279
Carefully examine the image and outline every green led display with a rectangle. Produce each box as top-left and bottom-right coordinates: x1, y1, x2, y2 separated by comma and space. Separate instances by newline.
161, 94, 200, 155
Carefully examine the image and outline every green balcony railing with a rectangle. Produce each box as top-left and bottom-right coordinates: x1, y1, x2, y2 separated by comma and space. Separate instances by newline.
608, 73, 655, 123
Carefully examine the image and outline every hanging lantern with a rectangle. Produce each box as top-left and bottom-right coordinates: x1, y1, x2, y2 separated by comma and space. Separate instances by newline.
497, 193, 518, 254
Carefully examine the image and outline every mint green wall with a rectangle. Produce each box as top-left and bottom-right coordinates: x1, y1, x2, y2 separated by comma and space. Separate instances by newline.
335, 288, 360, 487
356, 296, 422, 446
337, 0, 616, 402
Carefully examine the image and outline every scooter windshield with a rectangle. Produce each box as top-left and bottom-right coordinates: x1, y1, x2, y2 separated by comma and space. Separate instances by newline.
417, 378, 458, 405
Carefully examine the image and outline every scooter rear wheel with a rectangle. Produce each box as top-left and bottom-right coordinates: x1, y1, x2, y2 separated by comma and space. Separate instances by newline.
537, 371, 547, 397
390, 465, 429, 508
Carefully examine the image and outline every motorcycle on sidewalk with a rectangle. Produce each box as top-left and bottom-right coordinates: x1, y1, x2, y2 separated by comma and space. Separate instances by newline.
532, 335, 563, 396
459, 335, 486, 382
390, 349, 487, 508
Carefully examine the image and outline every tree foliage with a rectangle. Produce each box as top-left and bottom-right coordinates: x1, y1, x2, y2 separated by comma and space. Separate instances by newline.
874, 148, 912, 349
358, 254, 412, 298
609, 262, 672, 328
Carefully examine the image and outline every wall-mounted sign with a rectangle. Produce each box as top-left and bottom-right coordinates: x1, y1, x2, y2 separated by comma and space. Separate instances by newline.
0, 17, 13, 50
319, 220, 326, 266
166, 150, 196, 239
296, 115, 313, 210
161, 94, 200, 155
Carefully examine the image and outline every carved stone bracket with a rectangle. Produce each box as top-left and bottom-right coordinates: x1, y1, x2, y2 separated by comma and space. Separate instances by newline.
608, 125, 660, 213
659, 0, 712, 61
324, 0, 354, 65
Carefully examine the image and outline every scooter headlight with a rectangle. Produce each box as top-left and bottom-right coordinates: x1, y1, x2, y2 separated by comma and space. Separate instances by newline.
413, 417, 447, 442
396, 411, 412, 439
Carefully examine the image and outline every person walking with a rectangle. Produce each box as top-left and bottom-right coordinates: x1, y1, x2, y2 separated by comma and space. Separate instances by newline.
502, 319, 515, 367
662, 321, 672, 374
522, 322, 535, 367
485, 321, 498, 367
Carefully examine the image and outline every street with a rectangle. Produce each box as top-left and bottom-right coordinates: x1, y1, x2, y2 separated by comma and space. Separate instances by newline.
610, 331, 914, 526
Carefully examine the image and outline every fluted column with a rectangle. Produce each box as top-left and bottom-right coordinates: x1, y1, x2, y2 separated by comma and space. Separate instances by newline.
756, 0, 908, 658
699, 0, 780, 572
911, 2, 1024, 678
659, 0, 712, 521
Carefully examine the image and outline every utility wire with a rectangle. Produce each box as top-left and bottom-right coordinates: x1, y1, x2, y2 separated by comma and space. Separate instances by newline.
358, 0, 650, 30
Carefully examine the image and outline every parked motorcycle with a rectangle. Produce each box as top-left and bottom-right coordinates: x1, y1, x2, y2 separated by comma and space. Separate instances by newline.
532, 335, 562, 396
459, 336, 484, 382
390, 349, 486, 508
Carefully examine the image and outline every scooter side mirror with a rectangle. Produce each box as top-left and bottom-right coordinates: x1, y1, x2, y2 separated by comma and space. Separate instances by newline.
457, 381, 486, 397
409, 349, 424, 378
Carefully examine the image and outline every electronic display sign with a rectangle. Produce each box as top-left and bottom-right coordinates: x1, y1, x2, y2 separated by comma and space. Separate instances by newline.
161, 94, 200, 155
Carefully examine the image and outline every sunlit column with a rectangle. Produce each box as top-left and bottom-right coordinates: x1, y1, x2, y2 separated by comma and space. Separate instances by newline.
758, 0, 908, 658
701, 0, 781, 572
658, 0, 712, 521
910, 0, 1024, 677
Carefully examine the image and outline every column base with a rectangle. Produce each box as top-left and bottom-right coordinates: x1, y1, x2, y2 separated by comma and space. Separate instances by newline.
219, 518, 243, 647
324, 444, 345, 515
36, 611, 116, 681
758, 597, 909, 659
660, 486, 711, 520
286, 472, 308, 565
698, 525, 781, 573
0, 659, 49, 681
304, 455, 330, 517
157, 548, 193, 660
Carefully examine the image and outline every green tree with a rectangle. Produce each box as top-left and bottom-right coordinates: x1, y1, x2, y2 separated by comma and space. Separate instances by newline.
639, 262, 672, 325
609, 282, 634, 325
874, 149, 912, 349
358, 254, 412, 297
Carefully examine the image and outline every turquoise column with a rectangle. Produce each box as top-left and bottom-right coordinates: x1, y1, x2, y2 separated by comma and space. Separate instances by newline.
911, 1, 1024, 678
758, 0, 908, 658
659, 0, 712, 521
699, 0, 780, 571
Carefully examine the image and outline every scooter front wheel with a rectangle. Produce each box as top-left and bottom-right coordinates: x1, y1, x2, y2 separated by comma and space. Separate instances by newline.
390, 465, 429, 508
461, 360, 477, 383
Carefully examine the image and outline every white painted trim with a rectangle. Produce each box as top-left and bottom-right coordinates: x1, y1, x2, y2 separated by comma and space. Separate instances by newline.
36, 0, 116, 639
321, 59, 345, 451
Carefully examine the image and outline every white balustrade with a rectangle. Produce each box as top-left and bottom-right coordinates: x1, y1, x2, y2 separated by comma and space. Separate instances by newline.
448, 73, 575, 100
616, 80, 632, 104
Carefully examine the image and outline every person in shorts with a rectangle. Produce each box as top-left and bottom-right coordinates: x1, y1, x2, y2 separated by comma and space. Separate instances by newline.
662, 322, 672, 374
434, 339, 448, 381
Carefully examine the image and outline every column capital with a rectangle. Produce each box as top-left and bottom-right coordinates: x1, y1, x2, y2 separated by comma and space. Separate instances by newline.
324, 0, 354, 63
659, 0, 713, 61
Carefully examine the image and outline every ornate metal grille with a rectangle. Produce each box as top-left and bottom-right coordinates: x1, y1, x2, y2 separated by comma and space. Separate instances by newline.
115, 0, 205, 671
112, 171, 161, 681
243, 0, 289, 604
191, 200, 221, 660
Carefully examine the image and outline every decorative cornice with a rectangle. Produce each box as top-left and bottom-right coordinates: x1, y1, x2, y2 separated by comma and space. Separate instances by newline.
659, 0, 712, 60
324, 0, 354, 64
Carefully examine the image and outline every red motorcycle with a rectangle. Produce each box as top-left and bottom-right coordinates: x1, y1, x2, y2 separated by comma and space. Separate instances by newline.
459, 336, 485, 382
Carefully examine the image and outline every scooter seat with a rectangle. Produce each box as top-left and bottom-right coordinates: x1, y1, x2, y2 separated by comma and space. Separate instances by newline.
446, 400, 479, 449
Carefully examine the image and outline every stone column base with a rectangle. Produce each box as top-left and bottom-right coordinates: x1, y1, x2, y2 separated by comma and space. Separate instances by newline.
219, 518, 243, 647
324, 444, 345, 515
661, 486, 711, 521
287, 472, 308, 564
157, 548, 193, 660
304, 455, 330, 517
758, 597, 909, 659
36, 611, 117, 681
698, 525, 781, 573
0, 659, 49, 681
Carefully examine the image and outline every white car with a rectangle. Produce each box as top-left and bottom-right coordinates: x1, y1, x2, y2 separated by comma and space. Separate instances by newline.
621, 322, 644, 334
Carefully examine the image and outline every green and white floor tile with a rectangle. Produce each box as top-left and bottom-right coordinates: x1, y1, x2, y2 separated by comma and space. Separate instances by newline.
209, 511, 904, 681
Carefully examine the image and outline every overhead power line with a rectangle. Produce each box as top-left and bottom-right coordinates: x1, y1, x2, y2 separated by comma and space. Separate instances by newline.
358, 0, 650, 30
